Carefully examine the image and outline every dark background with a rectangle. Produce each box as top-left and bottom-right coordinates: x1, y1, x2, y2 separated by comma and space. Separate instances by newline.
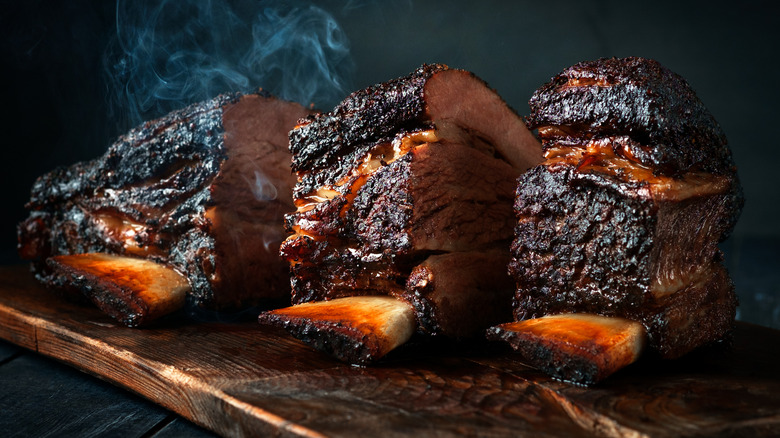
1, 0, 778, 326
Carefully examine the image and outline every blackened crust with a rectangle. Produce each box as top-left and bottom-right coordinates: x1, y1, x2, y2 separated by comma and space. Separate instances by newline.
509, 162, 740, 357
527, 57, 734, 176
19, 91, 308, 311
510, 164, 656, 320
289, 64, 447, 195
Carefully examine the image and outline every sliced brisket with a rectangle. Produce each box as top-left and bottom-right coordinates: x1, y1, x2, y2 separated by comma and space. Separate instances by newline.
280, 64, 542, 340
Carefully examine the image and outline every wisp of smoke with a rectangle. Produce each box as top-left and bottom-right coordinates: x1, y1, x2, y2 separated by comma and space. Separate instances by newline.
105, 0, 353, 131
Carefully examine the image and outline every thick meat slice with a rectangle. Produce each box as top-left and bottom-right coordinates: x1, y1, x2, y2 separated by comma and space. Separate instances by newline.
403, 249, 514, 338
18, 91, 311, 317
269, 64, 542, 361
507, 57, 743, 363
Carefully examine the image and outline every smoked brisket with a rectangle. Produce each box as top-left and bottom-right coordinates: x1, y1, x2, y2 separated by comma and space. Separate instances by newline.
280, 64, 542, 339
510, 57, 743, 358
18, 91, 311, 313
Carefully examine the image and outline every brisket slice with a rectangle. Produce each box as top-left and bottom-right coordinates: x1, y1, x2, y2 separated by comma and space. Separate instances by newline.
281, 64, 542, 338
18, 91, 311, 311
512, 57, 743, 358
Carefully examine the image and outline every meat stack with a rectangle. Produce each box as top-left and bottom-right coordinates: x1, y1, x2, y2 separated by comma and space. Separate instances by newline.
490, 57, 744, 383
262, 64, 542, 363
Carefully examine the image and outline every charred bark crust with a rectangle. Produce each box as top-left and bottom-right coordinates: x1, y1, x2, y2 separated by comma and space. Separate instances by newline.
282, 153, 418, 304
510, 163, 740, 357
290, 63, 445, 176
349, 153, 415, 254
20, 94, 234, 304
510, 164, 656, 320
526, 57, 734, 176
19, 91, 305, 311
512, 57, 744, 358
27, 93, 237, 210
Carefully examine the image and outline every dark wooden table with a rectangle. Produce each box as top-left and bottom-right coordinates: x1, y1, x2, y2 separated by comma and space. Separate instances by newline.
0, 339, 216, 437
0, 236, 778, 437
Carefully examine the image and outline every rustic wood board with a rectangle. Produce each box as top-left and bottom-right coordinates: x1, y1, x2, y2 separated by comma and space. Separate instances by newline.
1, 264, 779, 437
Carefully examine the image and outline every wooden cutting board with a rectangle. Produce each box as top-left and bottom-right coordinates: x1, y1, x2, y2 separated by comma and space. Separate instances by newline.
1, 264, 779, 437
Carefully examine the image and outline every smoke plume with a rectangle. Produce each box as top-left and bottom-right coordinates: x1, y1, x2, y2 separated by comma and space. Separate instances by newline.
105, 0, 353, 131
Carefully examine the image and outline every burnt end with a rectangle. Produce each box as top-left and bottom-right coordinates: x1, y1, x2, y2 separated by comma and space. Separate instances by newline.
19, 92, 310, 314
290, 64, 446, 175
527, 57, 734, 176
510, 164, 656, 320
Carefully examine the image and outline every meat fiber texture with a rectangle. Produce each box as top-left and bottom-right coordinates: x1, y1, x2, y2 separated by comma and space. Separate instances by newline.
512, 57, 744, 358
281, 64, 542, 338
18, 91, 311, 311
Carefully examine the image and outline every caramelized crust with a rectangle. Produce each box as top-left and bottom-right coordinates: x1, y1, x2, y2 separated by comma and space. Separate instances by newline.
527, 57, 735, 177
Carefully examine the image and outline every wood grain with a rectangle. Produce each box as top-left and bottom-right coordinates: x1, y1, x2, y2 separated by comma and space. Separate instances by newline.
1, 264, 779, 437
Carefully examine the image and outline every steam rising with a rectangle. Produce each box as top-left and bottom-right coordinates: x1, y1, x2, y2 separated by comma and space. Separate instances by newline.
105, 0, 353, 130
248, 170, 278, 201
